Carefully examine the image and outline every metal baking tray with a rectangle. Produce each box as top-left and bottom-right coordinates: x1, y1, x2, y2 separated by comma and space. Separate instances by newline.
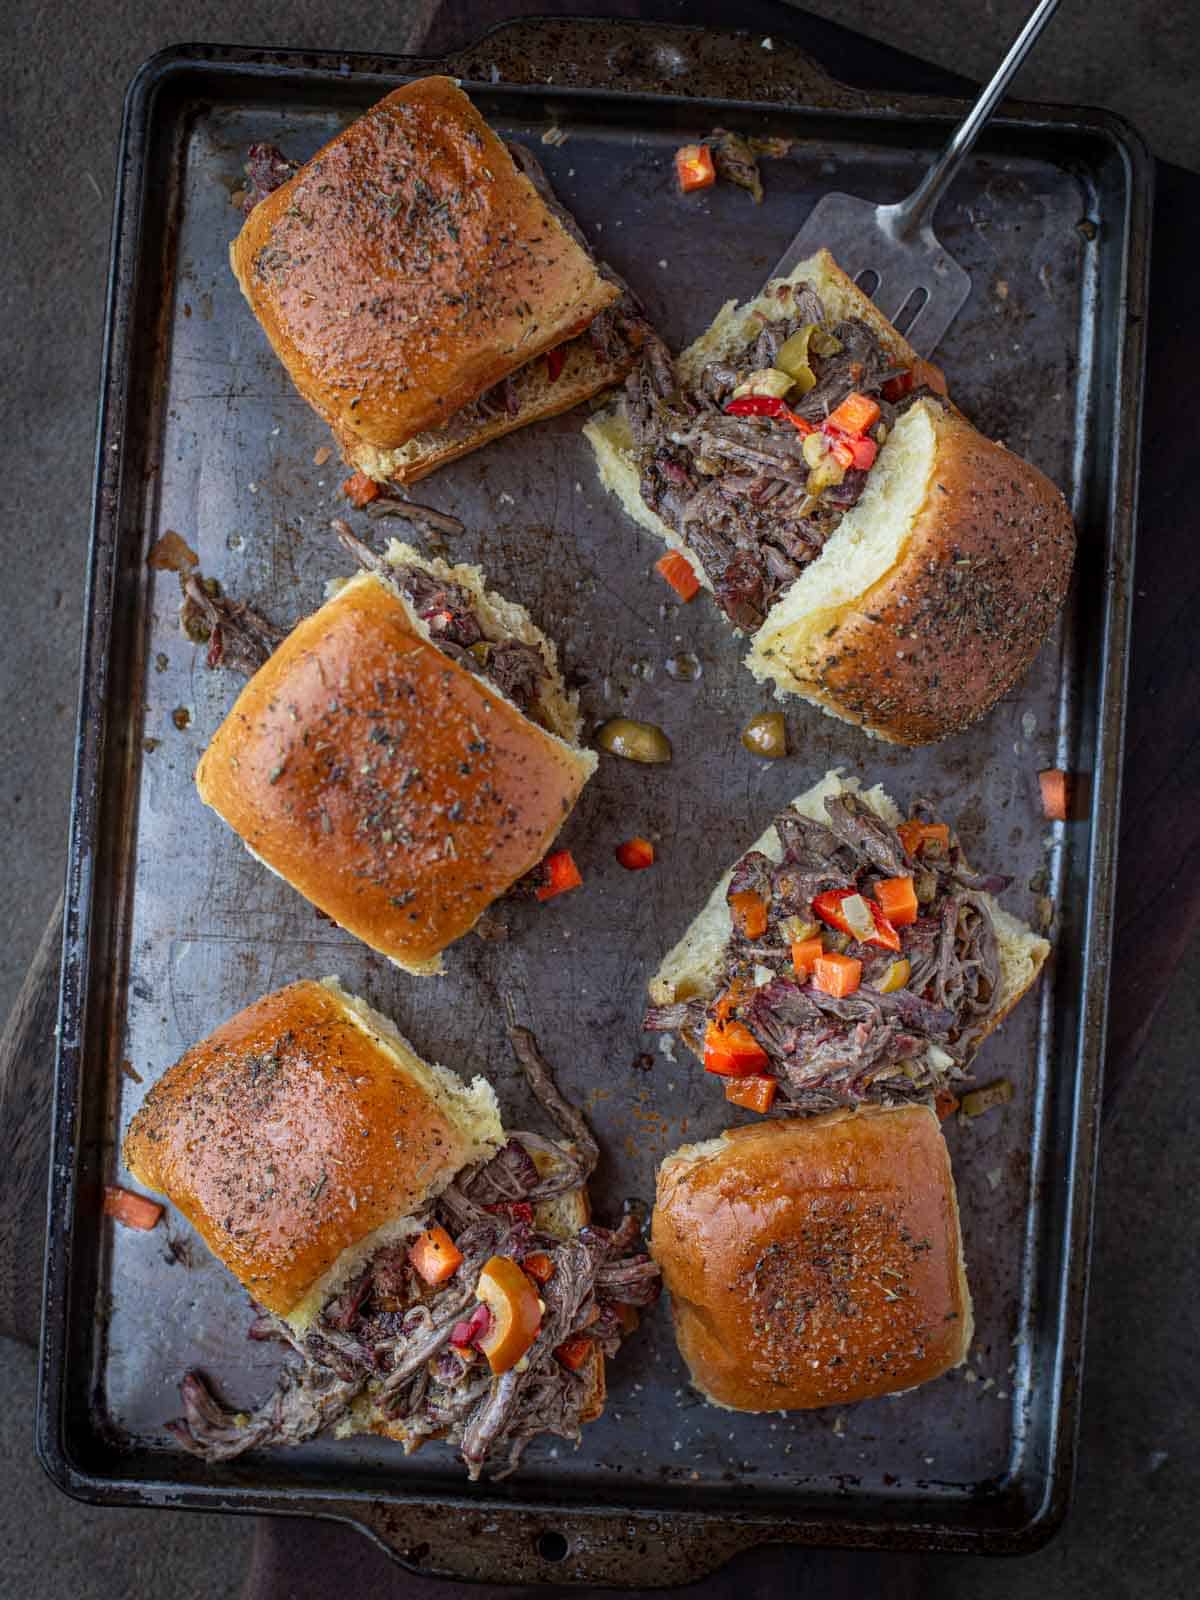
39, 19, 1150, 1584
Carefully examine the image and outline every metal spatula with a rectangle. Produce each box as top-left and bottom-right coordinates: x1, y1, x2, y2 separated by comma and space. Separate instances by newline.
769, 0, 1062, 355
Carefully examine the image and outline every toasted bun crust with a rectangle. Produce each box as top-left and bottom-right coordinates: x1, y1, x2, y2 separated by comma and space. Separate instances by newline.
195, 572, 595, 974
122, 979, 503, 1330
649, 769, 1049, 1068
586, 249, 1072, 745
230, 77, 619, 453
344, 332, 640, 485
747, 402, 1076, 744
651, 1108, 973, 1411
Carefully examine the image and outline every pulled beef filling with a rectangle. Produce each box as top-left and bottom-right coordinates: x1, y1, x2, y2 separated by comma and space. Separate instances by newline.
169, 1033, 660, 1481
390, 564, 549, 719
332, 527, 550, 722
625, 284, 938, 631
240, 143, 299, 214
644, 793, 1010, 1112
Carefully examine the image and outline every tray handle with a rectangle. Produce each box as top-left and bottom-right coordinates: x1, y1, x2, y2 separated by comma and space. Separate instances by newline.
429, 15, 869, 110
352, 1499, 769, 1588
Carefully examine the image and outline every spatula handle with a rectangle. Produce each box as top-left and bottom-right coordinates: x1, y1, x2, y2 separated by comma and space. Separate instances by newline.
885, 0, 1061, 241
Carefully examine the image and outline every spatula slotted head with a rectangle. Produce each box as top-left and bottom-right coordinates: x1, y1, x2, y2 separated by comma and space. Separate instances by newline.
769, 192, 972, 358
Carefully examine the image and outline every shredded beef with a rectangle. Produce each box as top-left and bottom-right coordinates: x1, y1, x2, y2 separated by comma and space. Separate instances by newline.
331, 524, 550, 720
623, 283, 927, 628
168, 1032, 659, 1479
240, 144, 299, 214
643, 794, 1014, 1112
181, 575, 286, 675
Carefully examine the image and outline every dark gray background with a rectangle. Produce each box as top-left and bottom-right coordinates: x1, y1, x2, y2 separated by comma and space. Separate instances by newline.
1, 1, 1194, 1596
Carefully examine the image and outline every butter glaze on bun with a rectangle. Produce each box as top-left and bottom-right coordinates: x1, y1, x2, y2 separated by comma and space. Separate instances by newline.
651, 1108, 973, 1411
230, 77, 628, 479
122, 979, 503, 1332
195, 567, 596, 975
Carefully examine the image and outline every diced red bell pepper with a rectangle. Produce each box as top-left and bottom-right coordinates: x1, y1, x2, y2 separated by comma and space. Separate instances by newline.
724, 1074, 778, 1113
811, 888, 901, 952
873, 875, 919, 928
450, 1302, 493, 1352
881, 370, 914, 403
898, 820, 951, 858
934, 1089, 961, 1122
615, 837, 655, 871
655, 550, 701, 602
675, 144, 715, 193
1038, 768, 1073, 821
103, 1186, 163, 1231
536, 849, 583, 901
826, 392, 881, 435
724, 395, 816, 435
725, 395, 789, 418
728, 889, 769, 939
555, 1334, 595, 1371
408, 1225, 464, 1286
545, 346, 566, 382
342, 470, 380, 508
812, 952, 863, 998
790, 937, 824, 978
829, 433, 878, 471
703, 1020, 768, 1078
523, 1251, 556, 1286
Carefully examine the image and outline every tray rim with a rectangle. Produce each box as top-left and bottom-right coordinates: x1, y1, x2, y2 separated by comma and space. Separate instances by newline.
36, 29, 1154, 1577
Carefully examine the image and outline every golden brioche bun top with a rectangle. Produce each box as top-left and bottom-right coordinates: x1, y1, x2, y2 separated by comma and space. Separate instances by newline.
651, 1108, 973, 1411
230, 77, 619, 451
122, 979, 503, 1327
194, 572, 594, 974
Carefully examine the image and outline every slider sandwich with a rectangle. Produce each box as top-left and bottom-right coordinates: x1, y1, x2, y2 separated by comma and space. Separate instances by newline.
194, 534, 596, 974
122, 979, 659, 1478
644, 770, 1048, 1115
586, 249, 1075, 744
231, 76, 647, 485
651, 1108, 972, 1410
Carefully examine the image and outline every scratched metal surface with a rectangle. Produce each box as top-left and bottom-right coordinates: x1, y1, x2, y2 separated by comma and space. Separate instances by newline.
43, 47, 1144, 1567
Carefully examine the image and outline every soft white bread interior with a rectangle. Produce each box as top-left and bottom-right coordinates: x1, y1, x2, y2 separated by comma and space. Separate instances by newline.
122, 978, 503, 1333
649, 769, 1049, 1064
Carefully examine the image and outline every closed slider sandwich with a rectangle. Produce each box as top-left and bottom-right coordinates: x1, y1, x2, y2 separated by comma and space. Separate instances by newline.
643, 770, 1048, 1115
121, 980, 659, 1479
586, 248, 1075, 745
651, 1108, 973, 1411
194, 535, 597, 975
231, 77, 647, 485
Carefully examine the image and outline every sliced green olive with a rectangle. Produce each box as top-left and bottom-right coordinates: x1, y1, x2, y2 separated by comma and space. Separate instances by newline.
775, 325, 819, 394
596, 718, 672, 764
731, 367, 794, 401
961, 1079, 1014, 1118
741, 711, 787, 759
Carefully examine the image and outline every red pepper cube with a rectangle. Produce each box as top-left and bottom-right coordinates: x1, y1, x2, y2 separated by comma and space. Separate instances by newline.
536, 849, 583, 901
